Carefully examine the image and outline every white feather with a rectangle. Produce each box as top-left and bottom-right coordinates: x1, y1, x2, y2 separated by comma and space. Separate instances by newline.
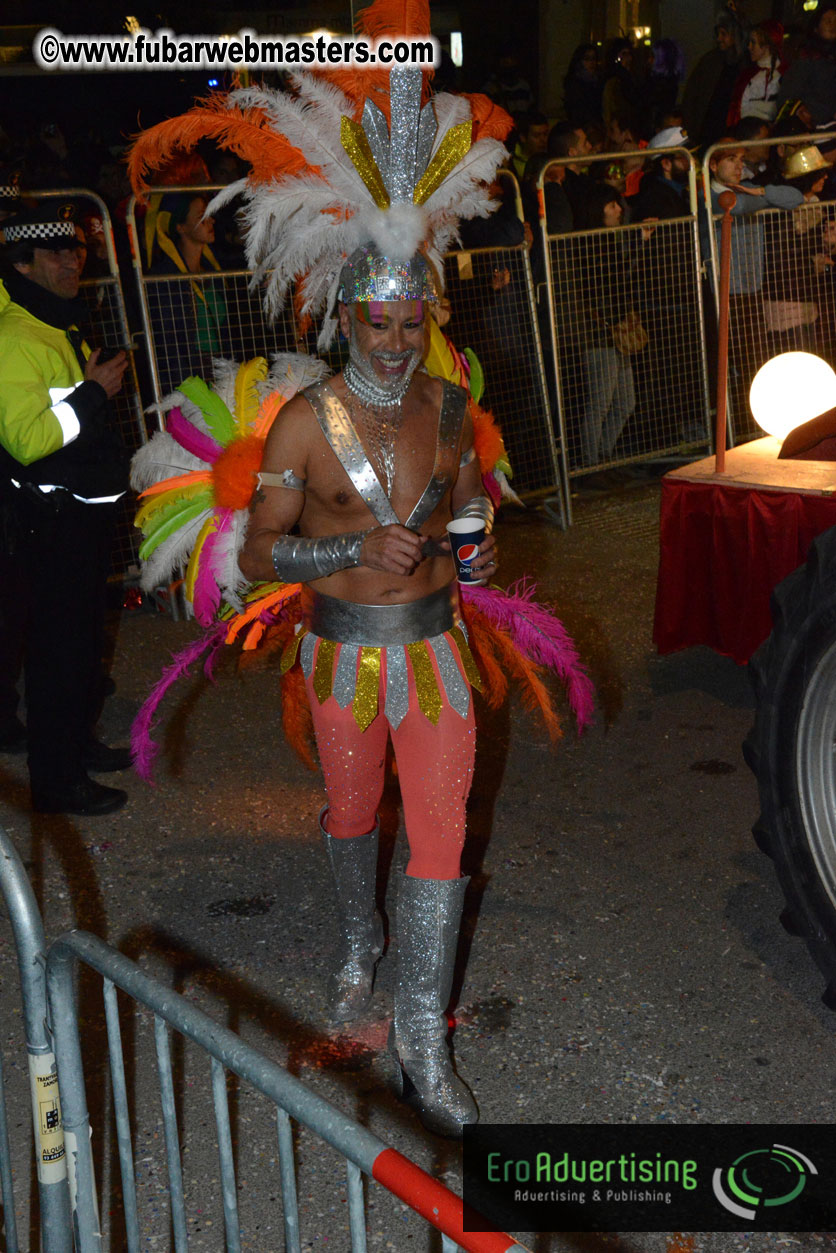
130, 432, 208, 492
146, 389, 186, 415
208, 356, 252, 416
495, 469, 524, 507
267, 352, 329, 397
231, 83, 364, 206
215, 508, 250, 608
426, 94, 472, 158
205, 177, 248, 220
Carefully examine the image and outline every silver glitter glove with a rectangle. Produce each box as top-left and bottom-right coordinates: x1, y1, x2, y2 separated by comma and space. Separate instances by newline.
454, 494, 494, 534
271, 531, 368, 583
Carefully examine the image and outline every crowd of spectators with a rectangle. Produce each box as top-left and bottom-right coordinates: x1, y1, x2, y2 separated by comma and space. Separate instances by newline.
7, 9, 836, 478
477, 6, 836, 476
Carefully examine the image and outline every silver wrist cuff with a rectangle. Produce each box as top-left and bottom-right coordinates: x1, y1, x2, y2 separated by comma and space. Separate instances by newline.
272, 531, 367, 583
454, 494, 494, 534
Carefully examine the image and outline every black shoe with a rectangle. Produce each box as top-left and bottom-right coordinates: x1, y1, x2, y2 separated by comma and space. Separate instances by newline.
32, 776, 128, 816
0, 717, 27, 754
82, 740, 132, 772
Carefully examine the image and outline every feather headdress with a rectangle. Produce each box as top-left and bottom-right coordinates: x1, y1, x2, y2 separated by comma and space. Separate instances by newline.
132, 352, 327, 621
128, 0, 513, 347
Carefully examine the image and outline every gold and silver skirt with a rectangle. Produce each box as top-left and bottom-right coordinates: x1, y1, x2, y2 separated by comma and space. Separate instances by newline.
280, 583, 481, 731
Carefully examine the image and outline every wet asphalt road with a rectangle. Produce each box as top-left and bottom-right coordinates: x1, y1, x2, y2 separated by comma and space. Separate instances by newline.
1, 477, 835, 1251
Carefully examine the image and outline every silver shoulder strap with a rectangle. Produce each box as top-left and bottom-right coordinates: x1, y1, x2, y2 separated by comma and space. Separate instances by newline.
303, 382, 399, 528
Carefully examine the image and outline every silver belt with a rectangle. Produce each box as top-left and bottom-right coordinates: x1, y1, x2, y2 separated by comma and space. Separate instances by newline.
301, 583, 460, 646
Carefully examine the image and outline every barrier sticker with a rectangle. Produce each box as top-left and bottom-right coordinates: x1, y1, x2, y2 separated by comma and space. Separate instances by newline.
28, 1052, 66, 1182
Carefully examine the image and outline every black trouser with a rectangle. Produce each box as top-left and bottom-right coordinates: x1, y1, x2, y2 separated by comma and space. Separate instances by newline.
0, 492, 25, 729
3, 484, 116, 792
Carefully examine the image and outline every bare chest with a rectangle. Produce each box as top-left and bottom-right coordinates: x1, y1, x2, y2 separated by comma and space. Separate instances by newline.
301, 381, 464, 530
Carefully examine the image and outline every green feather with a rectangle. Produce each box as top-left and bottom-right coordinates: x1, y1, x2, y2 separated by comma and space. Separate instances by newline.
138, 494, 213, 560
464, 348, 484, 404
178, 376, 236, 445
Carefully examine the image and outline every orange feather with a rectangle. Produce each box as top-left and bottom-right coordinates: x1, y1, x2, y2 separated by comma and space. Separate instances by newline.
465, 613, 508, 709
465, 610, 562, 740
281, 665, 317, 769
212, 436, 264, 511
482, 620, 563, 741
293, 282, 313, 338
128, 96, 316, 199
237, 618, 294, 668
155, 153, 211, 186
224, 585, 301, 644
463, 93, 515, 143
470, 401, 507, 476
313, 0, 434, 117
354, 0, 431, 37
138, 471, 212, 500
251, 392, 283, 442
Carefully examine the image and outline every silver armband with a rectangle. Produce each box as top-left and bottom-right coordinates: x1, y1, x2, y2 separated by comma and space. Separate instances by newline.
258, 469, 306, 492
459, 445, 476, 468
454, 494, 494, 534
271, 531, 367, 583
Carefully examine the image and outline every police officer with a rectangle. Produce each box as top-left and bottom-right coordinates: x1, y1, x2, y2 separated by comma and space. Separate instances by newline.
0, 202, 131, 815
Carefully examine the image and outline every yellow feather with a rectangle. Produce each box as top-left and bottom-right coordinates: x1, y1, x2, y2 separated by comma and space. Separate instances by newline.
135, 480, 207, 532
234, 357, 268, 436
424, 318, 460, 384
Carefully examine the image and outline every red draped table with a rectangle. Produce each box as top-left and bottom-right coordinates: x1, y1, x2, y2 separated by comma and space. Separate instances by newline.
653, 437, 836, 665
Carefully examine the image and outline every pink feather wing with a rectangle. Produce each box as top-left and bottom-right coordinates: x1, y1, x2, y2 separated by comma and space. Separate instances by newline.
462, 579, 596, 732
191, 512, 233, 626
130, 624, 227, 781
166, 406, 224, 463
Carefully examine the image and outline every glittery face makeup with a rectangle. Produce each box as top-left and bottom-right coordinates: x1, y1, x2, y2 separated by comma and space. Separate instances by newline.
346, 299, 426, 401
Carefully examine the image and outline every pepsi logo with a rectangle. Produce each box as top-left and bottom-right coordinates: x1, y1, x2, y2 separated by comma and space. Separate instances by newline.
457, 543, 479, 562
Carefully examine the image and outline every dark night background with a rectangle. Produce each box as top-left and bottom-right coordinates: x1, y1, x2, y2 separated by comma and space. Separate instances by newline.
0, 1, 540, 142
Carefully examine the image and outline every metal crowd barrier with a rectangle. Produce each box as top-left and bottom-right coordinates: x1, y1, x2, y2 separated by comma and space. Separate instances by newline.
702, 134, 836, 446
126, 186, 300, 406
0, 825, 528, 1251
46, 929, 531, 1252
30, 189, 148, 578
0, 825, 71, 1251
537, 149, 712, 517
443, 170, 567, 524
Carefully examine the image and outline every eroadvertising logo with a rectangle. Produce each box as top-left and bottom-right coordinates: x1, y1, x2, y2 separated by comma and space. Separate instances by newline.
462, 1125, 836, 1234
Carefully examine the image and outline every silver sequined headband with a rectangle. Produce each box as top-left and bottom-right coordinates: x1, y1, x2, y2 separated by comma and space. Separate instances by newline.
338, 243, 438, 305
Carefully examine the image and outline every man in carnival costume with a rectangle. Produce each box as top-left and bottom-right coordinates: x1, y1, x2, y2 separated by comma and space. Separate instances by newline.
240, 244, 496, 1136
128, 0, 581, 1138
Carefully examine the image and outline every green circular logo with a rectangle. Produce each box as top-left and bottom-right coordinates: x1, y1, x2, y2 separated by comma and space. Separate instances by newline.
713, 1144, 816, 1221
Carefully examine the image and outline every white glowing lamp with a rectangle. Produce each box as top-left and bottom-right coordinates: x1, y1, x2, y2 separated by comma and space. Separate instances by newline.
749, 352, 836, 440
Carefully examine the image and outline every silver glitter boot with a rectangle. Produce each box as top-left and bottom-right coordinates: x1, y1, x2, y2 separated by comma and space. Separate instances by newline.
321, 810, 384, 1023
388, 874, 478, 1138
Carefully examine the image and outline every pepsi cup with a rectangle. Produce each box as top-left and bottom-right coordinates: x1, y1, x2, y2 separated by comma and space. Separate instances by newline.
446, 517, 486, 585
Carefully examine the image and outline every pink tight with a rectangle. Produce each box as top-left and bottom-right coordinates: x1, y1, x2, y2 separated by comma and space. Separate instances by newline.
305, 642, 476, 879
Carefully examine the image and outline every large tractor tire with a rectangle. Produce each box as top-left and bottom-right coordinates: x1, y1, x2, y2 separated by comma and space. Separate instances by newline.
744, 525, 836, 1007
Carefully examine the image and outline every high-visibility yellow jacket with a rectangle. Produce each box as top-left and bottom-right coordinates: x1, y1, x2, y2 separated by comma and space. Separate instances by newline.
0, 278, 126, 497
